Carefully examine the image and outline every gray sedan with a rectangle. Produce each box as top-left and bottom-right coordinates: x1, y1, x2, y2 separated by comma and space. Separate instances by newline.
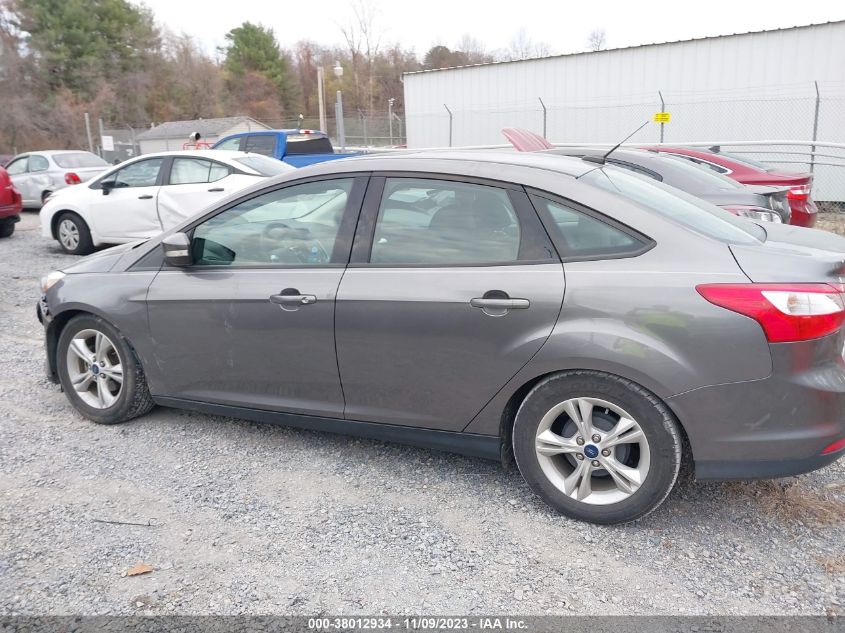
5, 150, 108, 208
36, 151, 845, 524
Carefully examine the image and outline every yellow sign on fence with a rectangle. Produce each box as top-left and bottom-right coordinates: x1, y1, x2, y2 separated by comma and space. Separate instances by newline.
653, 112, 671, 123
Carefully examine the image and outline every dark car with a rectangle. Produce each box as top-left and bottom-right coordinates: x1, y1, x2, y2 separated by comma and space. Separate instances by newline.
37, 151, 845, 524
501, 129, 790, 223
644, 146, 818, 227
0, 165, 22, 238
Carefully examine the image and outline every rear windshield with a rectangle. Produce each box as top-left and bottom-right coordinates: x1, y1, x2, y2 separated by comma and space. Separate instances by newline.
285, 135, 334, 155
233, 155, 290, 176
657, 154, 745, 191
53, 153, 108, 168
582, 167, 765, 244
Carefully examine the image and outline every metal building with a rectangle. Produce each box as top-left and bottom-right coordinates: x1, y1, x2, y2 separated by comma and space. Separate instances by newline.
403, 21, 845, 201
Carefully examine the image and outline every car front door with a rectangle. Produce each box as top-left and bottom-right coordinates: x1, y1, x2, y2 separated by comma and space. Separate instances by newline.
88, 157, 165, 240
156, 157, 257, 229
334, 175, 565, 431
5, 156, 32, 206
145, 175, 367, 417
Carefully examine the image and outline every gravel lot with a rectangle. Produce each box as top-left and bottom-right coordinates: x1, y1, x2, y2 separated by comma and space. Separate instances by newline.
1, 212, 844, 616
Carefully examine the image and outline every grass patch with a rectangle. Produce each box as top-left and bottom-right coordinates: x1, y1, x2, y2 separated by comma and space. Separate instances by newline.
723, 480, 845, 526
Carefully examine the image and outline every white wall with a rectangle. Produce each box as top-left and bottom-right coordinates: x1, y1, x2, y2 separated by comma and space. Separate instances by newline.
404, 22, 845, 201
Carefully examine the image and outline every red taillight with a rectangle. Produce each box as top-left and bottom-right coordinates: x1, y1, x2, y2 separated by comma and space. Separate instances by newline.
64, 172, 81, 185
697, 284, 845, 343
787, 183, 812, 201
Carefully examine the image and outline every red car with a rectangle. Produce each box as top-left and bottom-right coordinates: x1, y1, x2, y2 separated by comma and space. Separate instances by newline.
0, 165, 23, 238
644, 146, 818, 227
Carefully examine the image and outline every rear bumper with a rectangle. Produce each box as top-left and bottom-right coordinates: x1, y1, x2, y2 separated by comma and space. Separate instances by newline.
0, 205, 21, 222
667, 332, 845, 480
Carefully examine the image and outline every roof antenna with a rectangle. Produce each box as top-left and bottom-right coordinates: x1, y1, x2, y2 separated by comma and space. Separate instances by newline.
583, 120, 650, 165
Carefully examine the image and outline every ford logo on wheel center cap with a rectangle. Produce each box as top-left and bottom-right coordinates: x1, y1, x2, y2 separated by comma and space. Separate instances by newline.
584, 445, 599, 459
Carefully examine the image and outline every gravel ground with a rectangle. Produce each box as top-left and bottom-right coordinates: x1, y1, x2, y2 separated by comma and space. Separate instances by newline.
1, 212, 844, 616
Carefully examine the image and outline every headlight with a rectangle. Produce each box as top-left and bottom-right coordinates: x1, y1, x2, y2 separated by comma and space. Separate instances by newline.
40, 270, 65, 294
721, 206, 782, 223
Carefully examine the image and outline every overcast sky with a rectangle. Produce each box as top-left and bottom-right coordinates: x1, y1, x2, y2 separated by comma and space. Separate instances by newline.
140, 0, 845, 58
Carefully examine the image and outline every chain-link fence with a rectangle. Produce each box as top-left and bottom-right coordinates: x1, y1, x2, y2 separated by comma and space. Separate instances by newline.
405, 81, 845, 202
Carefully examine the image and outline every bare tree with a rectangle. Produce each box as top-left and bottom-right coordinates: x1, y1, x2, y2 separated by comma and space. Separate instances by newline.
339, 0, 382, 113
455, 33, 492, 64
587, 28, 607, 52
504, 28, 552, 61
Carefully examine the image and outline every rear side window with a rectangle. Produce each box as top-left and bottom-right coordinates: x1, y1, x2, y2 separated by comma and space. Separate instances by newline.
370, 178, 521, 265
285, 134, 334, 155
170, 158, 230, 184
29, 155, 49, 172
531, 196, 646, 259
243, 135, 277, 156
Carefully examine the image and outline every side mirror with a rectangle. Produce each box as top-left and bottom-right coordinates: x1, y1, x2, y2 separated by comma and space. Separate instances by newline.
161, 233, 193, 267
101, 181, 115, 196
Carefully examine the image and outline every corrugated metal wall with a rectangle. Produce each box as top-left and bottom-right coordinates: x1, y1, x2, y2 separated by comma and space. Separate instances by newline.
404, 22, 845, 200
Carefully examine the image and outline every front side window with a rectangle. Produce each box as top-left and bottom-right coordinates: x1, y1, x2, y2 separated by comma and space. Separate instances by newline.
6, 157, 28, 175
215, 136, 242, 151
191, 178, 353, 267
104, 158, 164, 188
370, 178, 521, 265
170, 158, 230, 185
243, 135, 276, 157
29, 155, 50, 172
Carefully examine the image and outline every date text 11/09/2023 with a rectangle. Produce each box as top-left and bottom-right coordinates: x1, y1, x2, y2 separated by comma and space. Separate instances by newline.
308, 617, 528, 630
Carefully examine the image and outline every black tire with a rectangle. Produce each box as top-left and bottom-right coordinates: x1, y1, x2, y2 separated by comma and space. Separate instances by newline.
512, 370, 682, 524
56, 314, 154, 424
0, 221, 14, 238
41, 190, 53, 205
55, 212, 94, 255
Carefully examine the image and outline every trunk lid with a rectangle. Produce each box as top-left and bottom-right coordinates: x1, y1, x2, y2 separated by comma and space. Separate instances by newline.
730, 223, 845, 283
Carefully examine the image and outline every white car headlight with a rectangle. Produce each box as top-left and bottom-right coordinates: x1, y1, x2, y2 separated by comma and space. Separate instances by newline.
40, 270, 66, 294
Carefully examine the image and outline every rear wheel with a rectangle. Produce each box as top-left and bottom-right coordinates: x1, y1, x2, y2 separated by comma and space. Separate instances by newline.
41, 190, 53, 205
56, 212, 94, 255
512, 371, 682, 524
0, 221, 14, 238
56, 314, 154, 424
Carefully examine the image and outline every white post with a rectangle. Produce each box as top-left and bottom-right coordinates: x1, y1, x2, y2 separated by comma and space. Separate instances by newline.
336, 91, 346, 152
317, 66, 327, 133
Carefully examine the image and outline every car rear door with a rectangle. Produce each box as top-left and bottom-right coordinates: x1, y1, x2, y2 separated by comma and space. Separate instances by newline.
156, 156, 259, 229
145, 175, 367, 417
334, 175, 565, 431
87, 157, 165, 240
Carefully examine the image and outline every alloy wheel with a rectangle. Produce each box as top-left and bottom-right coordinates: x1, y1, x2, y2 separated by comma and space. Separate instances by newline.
65, 329, 124, 409
534, 397, 651, 505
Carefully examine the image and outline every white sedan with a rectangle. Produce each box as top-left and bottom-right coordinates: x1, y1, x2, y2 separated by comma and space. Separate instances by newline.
40, 150, 293, 254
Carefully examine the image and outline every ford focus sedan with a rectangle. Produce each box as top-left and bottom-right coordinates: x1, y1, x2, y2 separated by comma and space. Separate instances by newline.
37, 151, 845, 524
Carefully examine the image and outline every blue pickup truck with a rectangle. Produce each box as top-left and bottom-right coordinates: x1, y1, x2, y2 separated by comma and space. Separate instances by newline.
212, 129, 358, 168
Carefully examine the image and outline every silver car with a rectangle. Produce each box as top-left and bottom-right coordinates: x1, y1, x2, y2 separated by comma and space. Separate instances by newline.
37, 151, 845, 524
5, 150, 109, 208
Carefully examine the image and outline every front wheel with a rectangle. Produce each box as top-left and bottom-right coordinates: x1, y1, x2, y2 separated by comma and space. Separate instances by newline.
56, 314, 154, 424
55, 212, 94, 255
0, 221, 14, 238
512, 371, 682, 524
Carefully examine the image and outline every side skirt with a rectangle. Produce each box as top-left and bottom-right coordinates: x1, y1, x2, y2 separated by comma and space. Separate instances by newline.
154, 397, 502, 461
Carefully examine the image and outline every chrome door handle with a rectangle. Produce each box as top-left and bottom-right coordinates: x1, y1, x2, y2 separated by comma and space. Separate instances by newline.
270, 294, 317, 305
470, 298, 530, 310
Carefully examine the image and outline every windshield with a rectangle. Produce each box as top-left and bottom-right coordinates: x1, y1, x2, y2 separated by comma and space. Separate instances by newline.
234, 155, 290, 176
657, 154, 745, 191
581, 167, 765, 244
53, 153, 108, 168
